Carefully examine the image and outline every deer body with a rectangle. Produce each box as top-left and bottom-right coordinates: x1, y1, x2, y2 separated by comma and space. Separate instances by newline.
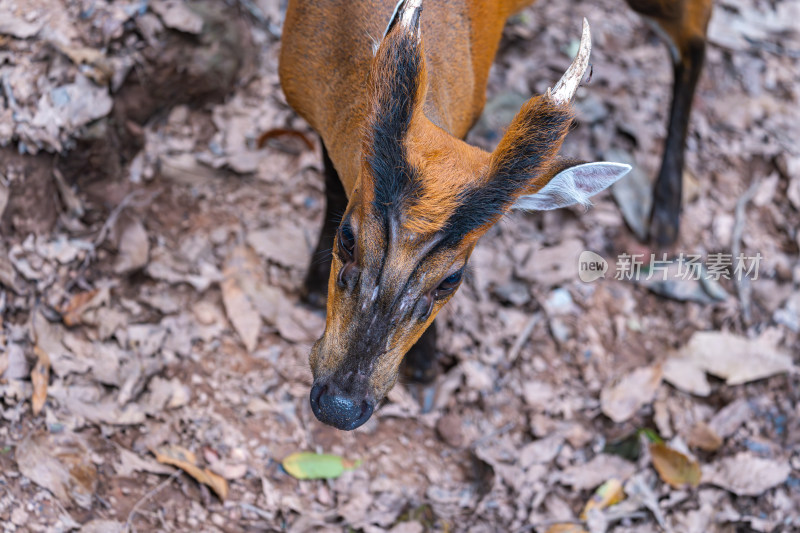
279, 0, 710, 430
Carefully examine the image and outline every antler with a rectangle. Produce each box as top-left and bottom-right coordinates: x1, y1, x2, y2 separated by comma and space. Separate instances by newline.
384, 0, 423, 38
547, 18, 591, 105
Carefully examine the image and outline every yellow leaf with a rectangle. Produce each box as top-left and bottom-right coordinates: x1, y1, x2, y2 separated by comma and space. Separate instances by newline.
650, 442, 701, 488
151, 445, 229, 500
580, 478, 625, 519
544, 524, 588, 533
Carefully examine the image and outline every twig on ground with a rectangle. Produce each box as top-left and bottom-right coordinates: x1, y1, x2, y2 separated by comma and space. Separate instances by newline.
731, 179, 761, 325
124, 470, 182, 533
64, 188, 161, 293
514, 518, 585, 533
507, 312, 543, 364
471, 422, 515, 450
239, 502, 275, 521
94, 189, 161, 247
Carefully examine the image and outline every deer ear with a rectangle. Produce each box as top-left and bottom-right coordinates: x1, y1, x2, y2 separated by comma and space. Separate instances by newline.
512, 161, 631, 211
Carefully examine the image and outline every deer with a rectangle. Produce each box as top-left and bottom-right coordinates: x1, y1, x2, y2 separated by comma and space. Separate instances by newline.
279, 0, 712, 430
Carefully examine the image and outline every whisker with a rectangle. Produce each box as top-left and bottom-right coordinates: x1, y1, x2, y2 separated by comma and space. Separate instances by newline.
309, 247, 333, 267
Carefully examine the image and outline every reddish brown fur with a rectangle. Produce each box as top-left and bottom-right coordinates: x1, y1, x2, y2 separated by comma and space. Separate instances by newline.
280, 0, 522, 197
626, 0, 712, 57
403, 116, 491, 235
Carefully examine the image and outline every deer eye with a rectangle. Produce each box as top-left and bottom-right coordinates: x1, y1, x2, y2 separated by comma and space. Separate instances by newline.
338, 224, 356, 259
434, 270, 462, 300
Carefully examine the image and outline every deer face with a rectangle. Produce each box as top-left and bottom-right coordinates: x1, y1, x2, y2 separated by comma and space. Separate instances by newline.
308, 0, 630, 430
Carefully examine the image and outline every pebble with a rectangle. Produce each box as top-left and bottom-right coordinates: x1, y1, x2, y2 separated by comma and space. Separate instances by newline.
436, 413, 464, 448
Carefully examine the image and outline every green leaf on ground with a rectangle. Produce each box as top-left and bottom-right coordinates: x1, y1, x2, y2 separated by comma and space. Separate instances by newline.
282, 452, 361, 480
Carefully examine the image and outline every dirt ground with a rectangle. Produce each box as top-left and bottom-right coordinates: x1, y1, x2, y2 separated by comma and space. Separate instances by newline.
0, 0, 799, 531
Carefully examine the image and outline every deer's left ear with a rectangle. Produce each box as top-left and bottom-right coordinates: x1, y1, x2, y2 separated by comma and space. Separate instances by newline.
512, 160, 631, 211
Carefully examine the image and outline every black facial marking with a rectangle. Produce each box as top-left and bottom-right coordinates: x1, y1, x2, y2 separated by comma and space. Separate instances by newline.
368, 30, 424, 224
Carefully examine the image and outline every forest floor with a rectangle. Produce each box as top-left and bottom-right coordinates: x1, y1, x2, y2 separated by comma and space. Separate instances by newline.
0, 0, 798, 531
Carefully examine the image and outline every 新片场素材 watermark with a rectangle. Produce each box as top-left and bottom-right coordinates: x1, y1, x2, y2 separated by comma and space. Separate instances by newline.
577, 251, 762, 283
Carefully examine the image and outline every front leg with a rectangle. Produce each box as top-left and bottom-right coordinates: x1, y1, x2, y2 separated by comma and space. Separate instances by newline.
303, 145, 348, 308
649, 35, 707, 246
401, 320, 439, 384
624, 0, 712, 246
400, 320, 439, 413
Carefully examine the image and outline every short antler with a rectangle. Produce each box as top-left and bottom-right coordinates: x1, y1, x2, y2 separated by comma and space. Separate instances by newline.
547, 18, 591, 105
384, 0, 423, 38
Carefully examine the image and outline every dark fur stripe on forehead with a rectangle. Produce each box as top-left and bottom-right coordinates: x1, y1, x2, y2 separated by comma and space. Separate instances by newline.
439, 97, 574, 247
366, 29, 424, 221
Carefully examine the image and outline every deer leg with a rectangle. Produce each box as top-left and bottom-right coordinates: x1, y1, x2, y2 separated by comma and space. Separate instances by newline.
303, 145, 347, 308
401, 320, 439, 412
649, 35, 706, 246
625, 0, 712, 245
401, 320, 439, 384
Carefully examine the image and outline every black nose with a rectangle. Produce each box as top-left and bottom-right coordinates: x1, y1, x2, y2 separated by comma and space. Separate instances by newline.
310, 383, 374, 430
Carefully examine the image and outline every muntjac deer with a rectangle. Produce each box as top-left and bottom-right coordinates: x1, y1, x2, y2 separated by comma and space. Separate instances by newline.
279, 0, 711, 430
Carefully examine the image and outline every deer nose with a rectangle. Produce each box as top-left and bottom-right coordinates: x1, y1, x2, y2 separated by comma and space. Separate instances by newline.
310, 382, 374, 430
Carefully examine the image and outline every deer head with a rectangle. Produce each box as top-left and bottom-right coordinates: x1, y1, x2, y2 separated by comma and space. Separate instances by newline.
309, 0, 630, 430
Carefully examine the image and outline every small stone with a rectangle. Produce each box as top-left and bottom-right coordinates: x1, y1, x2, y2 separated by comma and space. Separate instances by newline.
549, 317, 571, 343
436, 413, 464, 448
544, 288, 576, 315
491, 281, 531, 306
10, 507, 28, 526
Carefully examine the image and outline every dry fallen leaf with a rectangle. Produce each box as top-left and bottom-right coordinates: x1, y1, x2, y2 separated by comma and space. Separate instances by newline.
114, 447, 175, 477
48, 387, 146, 426
708, 398, 752, 439
0, 13, 43, 38
624, 472, 668, 529
143, 376, 191, 414
114, 217, 150, 274
31, 345, 50, 415
676, 331, 794, 386
580, 478, 625, 519
79, 519, 124, 533
662, 356, 711, 397
15, 431, 98, 509
203, 447, 249, 481
702, 452, 790, 496
649, 443, 701, 489
150, 0, 204, 34
687, 421, 723, 452
600, 365, 663, 423
61, 287, 110, 327
558, 454, 636, 491
51, 43, 114, 85
151, 444, 229, 501
246, 223, 311, 270
221, 245, 264, 352
0, 348, 8, 377
519, 434, 565, 468
517, 238, 585, 287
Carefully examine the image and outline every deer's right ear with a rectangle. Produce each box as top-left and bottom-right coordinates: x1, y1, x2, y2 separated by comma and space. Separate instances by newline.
512, 160, 631, 211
